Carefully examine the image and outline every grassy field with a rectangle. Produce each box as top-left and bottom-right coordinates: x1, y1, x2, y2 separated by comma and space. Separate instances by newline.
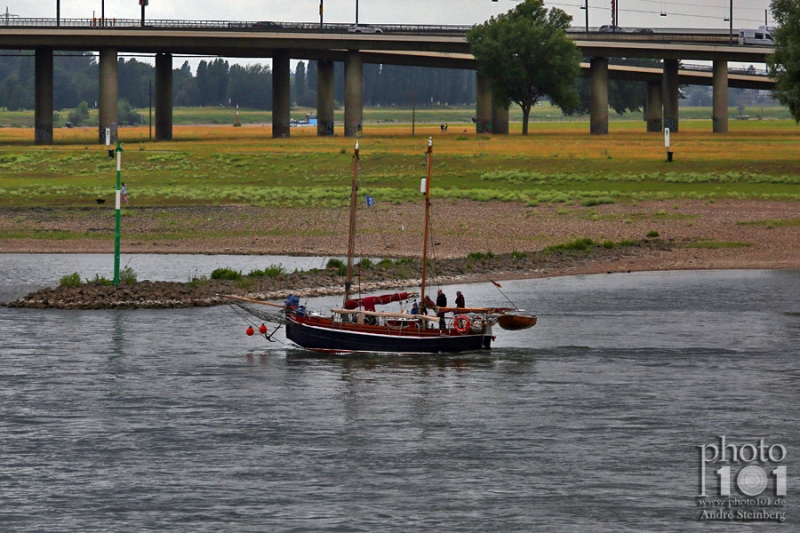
0, 119, 799, 209
0, 102, 793, 129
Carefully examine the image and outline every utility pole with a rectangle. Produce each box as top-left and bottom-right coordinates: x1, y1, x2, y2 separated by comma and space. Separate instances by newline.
56, 0, 60, 27
320, 0, 323, 30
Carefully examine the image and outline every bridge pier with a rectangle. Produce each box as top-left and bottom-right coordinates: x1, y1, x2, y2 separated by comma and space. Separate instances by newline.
491, 99, 508, 135
712, 60, 728, 133
317, 60, 335, 136
272, 50, 291, 138
475, 71, 492, 134
344, 51, 363, 137
34, 48, 53, 145
590, 57, 609, 135
663, 59, 679, 133
155, 52, 173, 141
98, 48, 118, 144
646, 81, 662, 132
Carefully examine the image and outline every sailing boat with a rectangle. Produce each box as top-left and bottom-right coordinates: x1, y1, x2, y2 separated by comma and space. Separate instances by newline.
228, 139, 536, 354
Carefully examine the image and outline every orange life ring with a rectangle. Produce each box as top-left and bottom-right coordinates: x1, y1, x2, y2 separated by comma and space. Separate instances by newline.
454, 314, 471, 334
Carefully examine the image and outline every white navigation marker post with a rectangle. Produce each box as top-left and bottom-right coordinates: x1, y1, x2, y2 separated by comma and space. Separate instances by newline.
113, 141, 123, 285
665, 127, 673, 162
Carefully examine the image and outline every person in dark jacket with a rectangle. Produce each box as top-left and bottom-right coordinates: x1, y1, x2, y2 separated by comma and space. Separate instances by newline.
436, 289, 447, 330
455, 291, 465, 309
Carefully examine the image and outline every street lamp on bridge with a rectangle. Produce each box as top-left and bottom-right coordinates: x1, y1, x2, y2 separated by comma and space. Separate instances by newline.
724, 0, 733, 45
580, 0, 588, 32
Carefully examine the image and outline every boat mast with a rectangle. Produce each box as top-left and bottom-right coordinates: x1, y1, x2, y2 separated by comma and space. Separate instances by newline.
420, 137, 432, 307
344, 141, 360, 305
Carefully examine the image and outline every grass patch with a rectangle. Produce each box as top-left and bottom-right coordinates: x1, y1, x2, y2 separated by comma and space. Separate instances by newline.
737, 217, 800, 228
687, 240, 754, 249
646, 230, 660, 238
545, 237, 594, 253
247, 263, 285, 278
210, 267, 242, 281
59, 272, 82, 288
467, 251, 495, 261
326, 258, 347, 276
86, 273, 113, 286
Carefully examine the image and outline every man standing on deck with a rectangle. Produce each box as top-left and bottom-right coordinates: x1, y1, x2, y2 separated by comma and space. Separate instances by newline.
455, 291, 465, 309
436, 289, 447, 330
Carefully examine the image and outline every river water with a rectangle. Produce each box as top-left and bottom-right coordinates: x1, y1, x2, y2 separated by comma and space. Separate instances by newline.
0, 254, 797, 531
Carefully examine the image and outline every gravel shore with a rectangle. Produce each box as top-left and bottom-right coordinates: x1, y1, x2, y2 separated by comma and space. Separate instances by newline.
1, 199, 798, 279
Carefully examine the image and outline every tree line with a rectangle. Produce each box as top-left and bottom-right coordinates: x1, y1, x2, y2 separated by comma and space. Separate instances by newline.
0, 53, 478, 115
0, 49, 759, 126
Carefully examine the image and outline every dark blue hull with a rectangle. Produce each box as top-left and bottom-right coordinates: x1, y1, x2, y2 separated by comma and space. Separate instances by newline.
286, 317, 491, 354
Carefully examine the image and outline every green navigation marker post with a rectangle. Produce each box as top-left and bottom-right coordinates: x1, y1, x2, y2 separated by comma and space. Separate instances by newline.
113, 141, 123, 285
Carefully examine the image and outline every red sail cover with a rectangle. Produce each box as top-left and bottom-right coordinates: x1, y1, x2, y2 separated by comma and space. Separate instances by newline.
344, 292, 412, 311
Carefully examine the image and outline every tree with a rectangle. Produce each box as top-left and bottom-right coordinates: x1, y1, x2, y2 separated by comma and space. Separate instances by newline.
68, 101, 90, 126
295, 61, 306, 101
467, 0, 581, 135
768, 0, 800, 121
117, 98, 142, 126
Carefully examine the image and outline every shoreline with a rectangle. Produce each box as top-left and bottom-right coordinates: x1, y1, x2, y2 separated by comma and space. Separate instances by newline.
4, 238, 798, 310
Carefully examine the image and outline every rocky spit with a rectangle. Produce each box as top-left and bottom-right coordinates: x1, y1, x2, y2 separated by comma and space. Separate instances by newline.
4, 240, 672, 310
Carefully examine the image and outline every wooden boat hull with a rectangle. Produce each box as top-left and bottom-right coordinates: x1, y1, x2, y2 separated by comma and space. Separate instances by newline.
286, 315, 491, 354
496, 314, 537, 331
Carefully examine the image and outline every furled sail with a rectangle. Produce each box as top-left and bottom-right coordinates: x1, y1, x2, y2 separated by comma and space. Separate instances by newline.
344, 292, 414, 311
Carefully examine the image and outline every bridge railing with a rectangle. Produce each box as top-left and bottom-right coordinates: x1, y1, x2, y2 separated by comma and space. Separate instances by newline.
0, 17, 473, 33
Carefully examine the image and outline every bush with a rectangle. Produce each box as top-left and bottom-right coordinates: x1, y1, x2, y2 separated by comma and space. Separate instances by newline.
646, 230, 660, 238
59, 272, 82, 288
602, 240, 615, 249
68, 101, 90, 126
618, 239, 638, 247
118, 98, 143, 126
211, 267, 242, 281
357, 258, 373, 269
326, 258, 347, 276
511, 251, 527, 260
467, 251, 494, 261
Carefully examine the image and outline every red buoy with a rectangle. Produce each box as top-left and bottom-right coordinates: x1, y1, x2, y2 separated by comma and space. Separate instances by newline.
259, 324, 267, 335
246, 326, 255, 336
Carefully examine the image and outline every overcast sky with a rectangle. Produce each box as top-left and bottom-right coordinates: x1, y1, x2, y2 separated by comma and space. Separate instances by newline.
10, 1, 775, 69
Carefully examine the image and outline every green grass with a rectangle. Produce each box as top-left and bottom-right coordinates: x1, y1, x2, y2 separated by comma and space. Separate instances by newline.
0, 116, 799, 211
737, 217, 800, 228
545, 237, 595, 253
687, 240, 754, 249
210, 267, 242, 281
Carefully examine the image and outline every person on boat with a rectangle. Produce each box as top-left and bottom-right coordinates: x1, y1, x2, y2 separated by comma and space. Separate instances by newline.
455, 291, 465, 309
423, 294, 436, 314
436, 289, 447, 330
410, 301, 419, 315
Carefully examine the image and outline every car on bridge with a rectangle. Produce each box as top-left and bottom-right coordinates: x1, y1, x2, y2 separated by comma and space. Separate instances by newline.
599, 25, 626, 33
348, 24, 383, 34
738, 27, 774, 46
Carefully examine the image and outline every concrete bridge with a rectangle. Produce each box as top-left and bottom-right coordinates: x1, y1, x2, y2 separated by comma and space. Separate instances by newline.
0, 21, 775, 144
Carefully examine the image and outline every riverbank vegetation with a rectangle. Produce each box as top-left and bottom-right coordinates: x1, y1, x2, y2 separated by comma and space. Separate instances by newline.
0, 120, 799, 211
